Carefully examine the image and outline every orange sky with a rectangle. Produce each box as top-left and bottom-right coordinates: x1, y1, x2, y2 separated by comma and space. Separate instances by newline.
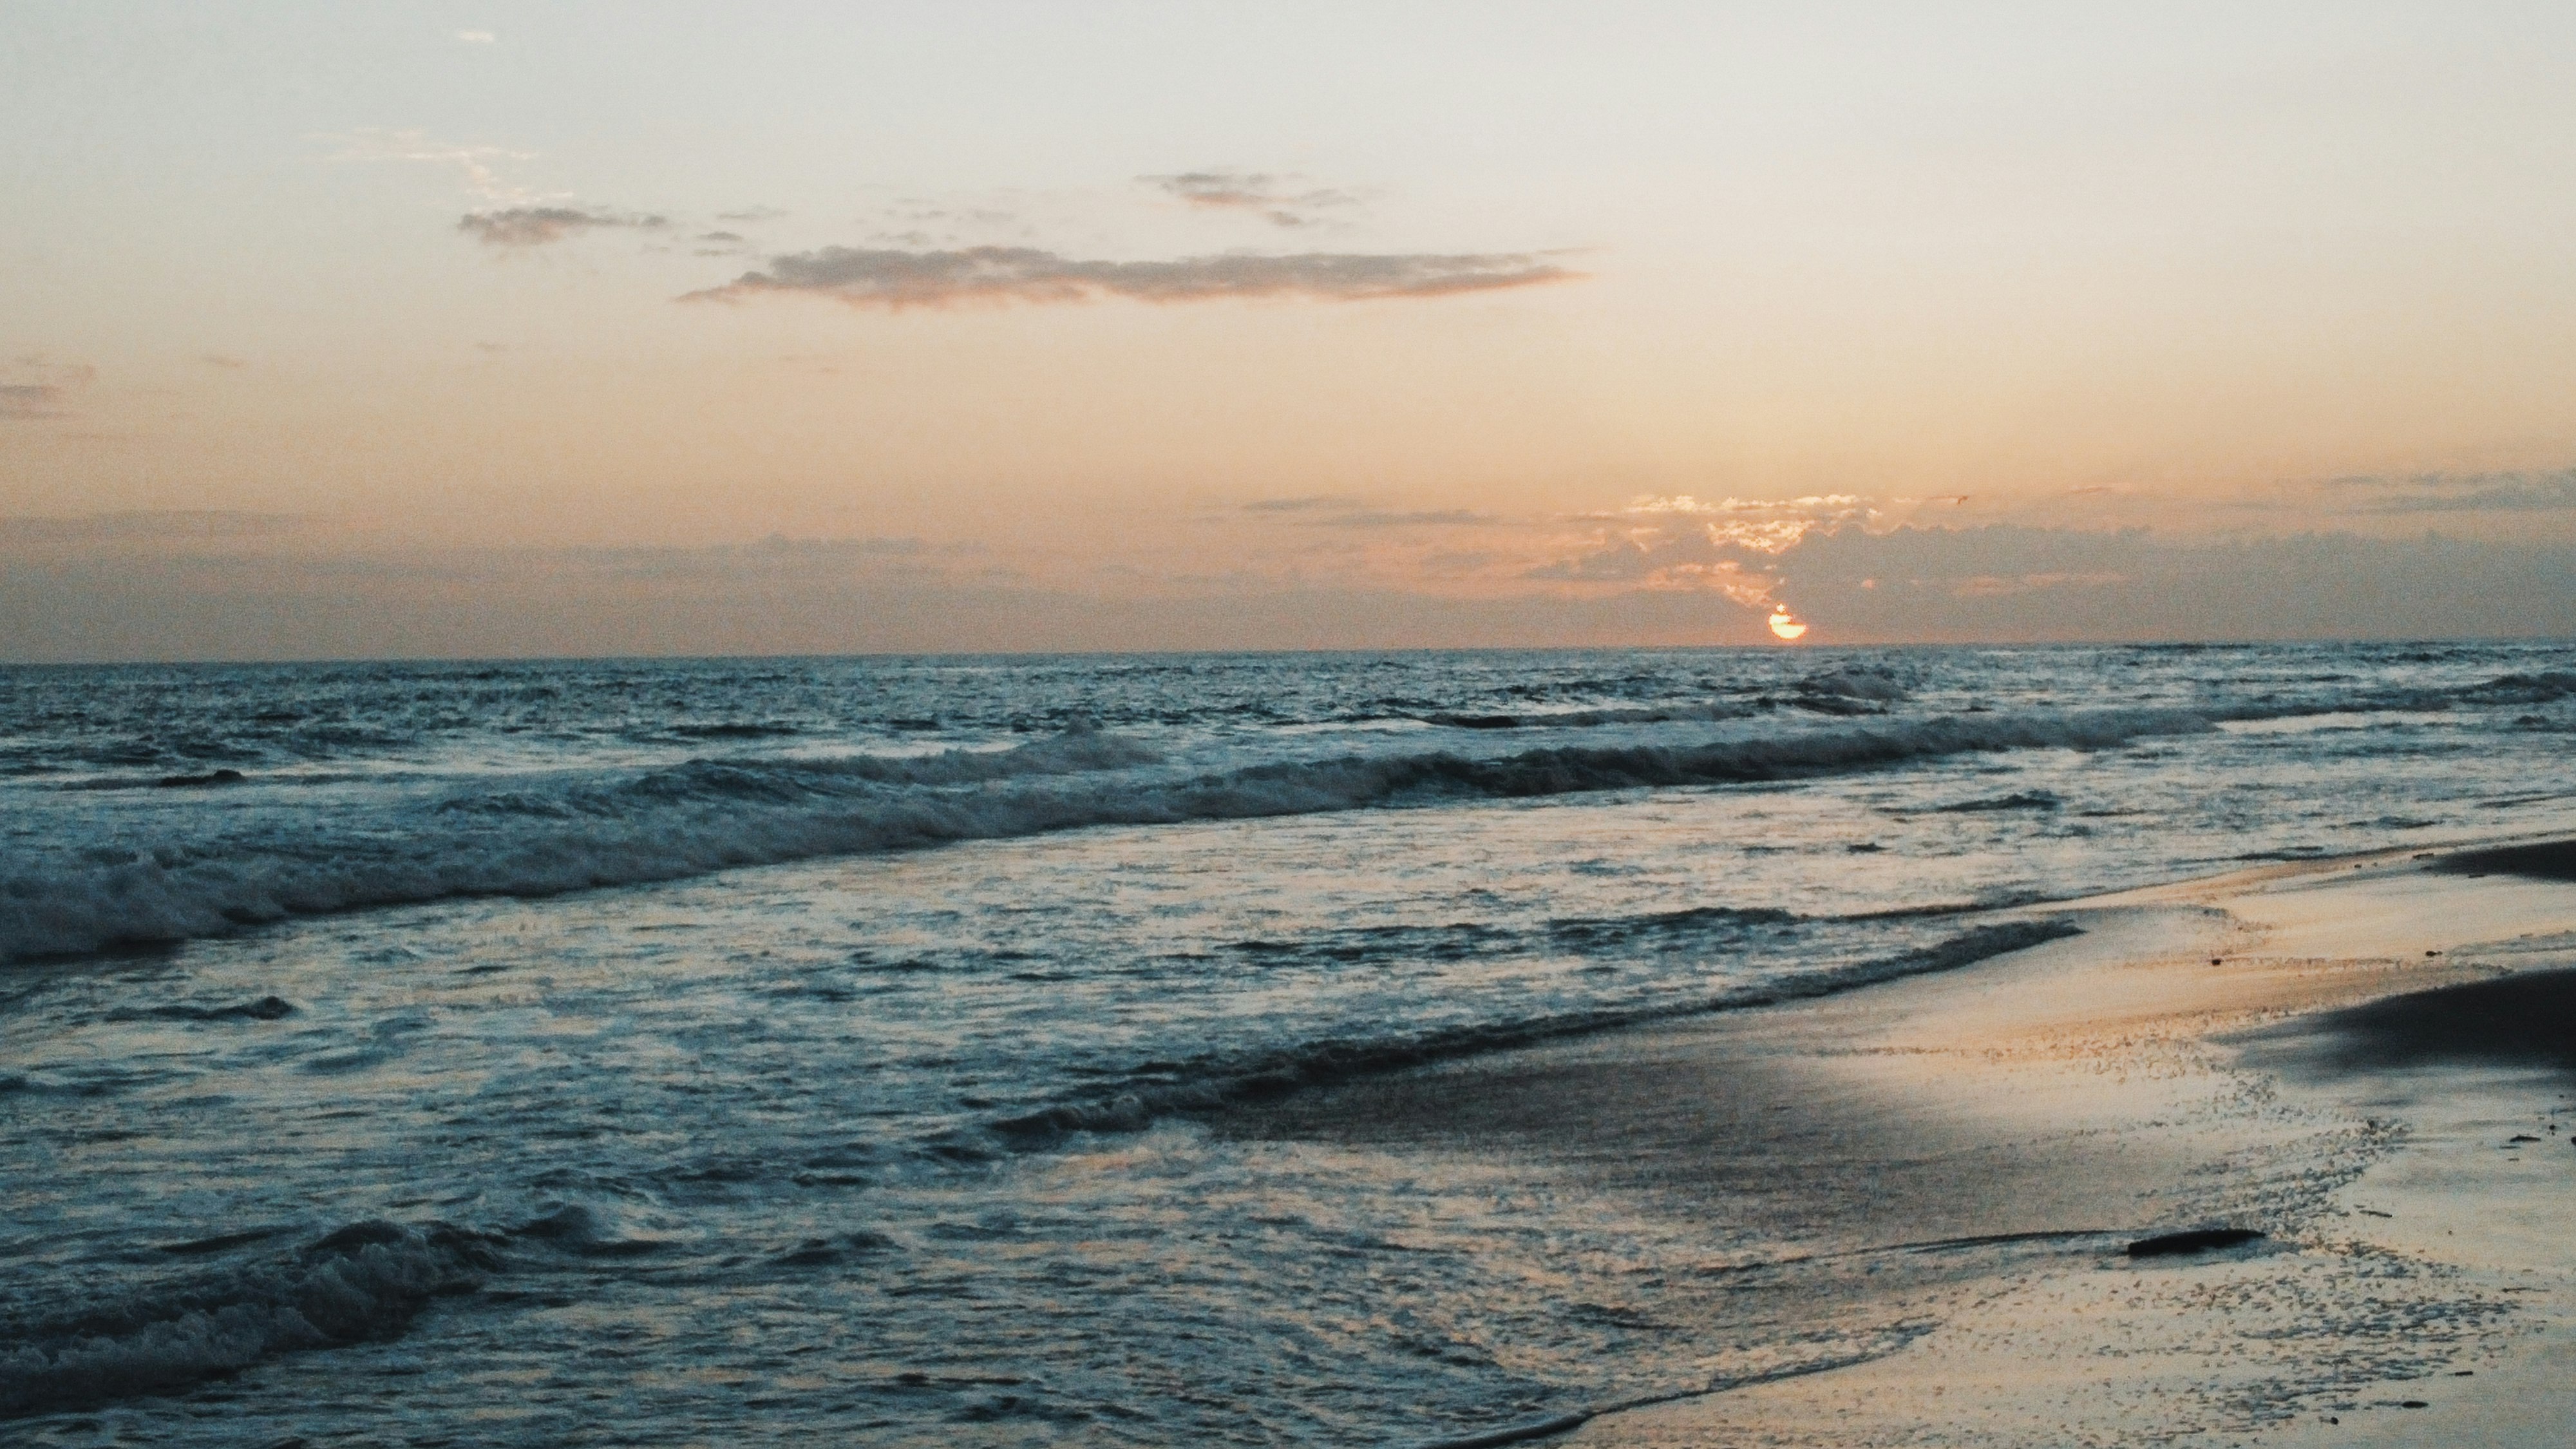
8, 4, 2576, 658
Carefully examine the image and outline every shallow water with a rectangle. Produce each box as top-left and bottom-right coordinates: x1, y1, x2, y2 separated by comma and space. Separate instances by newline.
5, 643, 2574, 1442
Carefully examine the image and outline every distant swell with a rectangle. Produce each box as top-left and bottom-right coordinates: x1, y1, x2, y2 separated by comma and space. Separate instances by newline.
978, 918, 2083, 1151
0, 694, 2441, 963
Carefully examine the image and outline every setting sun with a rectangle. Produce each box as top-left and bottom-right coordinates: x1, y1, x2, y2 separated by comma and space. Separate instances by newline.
8, 10, 2576, 1444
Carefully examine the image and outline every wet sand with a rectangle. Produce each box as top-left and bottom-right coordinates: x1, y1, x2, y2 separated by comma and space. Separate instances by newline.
1238, 841, 2576, 1446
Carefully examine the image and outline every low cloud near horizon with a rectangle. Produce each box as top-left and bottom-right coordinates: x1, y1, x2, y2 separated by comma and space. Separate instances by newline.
0, 358, 97, 421
1761, 524, 2576, 643
2309, 468, 2576, 515
9, 511, 2576, 661
685, 245, 1578, 308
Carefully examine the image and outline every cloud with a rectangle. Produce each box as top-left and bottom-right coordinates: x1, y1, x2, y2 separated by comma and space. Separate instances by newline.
1142, 171, 1360, 228
1617, 493, 1871, 553
685, 245, 1579, 308
1524, 528, 1777, 607
1947, 570, 2128, 598
0, 510, 305, 544
1241, 495, 1360, 513
0, 385, 67, 420
1303, 509, 1502, 528
1761, 524, 2576, 642
2318, 467, 2576, 514
0, 358, 96, 420
327, 128, 535, 202
1, 538, 1794, 659
550, 535, 933, 580
1524, 494, 1875, 607
459, 205, 669, 247
21, 516, 2576, 659
715, 207, 788, 222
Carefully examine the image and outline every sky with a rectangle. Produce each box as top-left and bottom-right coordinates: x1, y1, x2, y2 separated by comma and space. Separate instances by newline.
7, 1, 2576, 659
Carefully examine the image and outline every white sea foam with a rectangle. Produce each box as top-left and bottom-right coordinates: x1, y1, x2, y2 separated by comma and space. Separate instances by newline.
8, 646, 2575, 1444
0, 703, 2388, 963
980, 918, 2082, 1149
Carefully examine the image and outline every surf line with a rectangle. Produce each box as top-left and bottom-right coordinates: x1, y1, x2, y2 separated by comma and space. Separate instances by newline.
1407, 1341, 1921, 1449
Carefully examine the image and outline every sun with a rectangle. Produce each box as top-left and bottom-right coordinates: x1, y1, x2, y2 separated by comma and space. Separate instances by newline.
1767, 607, 1810, 642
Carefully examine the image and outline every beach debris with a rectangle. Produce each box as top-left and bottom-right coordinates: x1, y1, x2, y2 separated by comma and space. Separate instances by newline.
2125, 1227, 2264, 1258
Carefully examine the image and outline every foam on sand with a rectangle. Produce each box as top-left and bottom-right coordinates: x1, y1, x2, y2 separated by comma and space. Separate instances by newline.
1548, 852, 2576, 1444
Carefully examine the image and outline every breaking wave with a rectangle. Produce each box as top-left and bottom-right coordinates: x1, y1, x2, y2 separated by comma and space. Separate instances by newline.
0, 1221, 498, 1419
2, 668, 2553, 965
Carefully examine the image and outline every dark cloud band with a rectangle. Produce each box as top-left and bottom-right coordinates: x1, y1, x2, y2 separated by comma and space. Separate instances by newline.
2329, 468, 2576, 514
0, 384, 67, 420
0, 359, 96, 420
684, 245, 1578, 308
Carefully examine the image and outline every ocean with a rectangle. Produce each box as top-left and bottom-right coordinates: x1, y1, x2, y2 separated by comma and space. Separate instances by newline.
5, 642, 2575, 1444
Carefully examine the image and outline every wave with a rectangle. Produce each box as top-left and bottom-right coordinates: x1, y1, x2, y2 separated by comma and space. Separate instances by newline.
0, 706, 2257, 965
1413, 667, 1908, 730
0, 1220, 498, 1419
977, 918, 2081, 1151
0, 672, 2544, 965
1417, 701, 1757, 730
1933, 790, 2063, 813
1220, 905, 1799, 969
2455, 670, 2576, 705
0, 1202, 710, 1418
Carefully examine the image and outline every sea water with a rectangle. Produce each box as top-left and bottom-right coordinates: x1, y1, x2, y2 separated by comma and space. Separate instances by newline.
4, 643, 2574, 1443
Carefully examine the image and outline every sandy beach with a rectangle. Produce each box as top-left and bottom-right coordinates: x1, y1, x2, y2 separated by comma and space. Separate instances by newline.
1242, 840, 2576, 1446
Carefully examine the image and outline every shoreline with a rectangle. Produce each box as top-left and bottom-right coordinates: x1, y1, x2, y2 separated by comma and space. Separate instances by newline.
1243, 840, 2576, 1446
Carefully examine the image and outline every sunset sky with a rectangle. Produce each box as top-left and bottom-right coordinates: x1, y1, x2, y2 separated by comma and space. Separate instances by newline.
8, 3, 2576, 658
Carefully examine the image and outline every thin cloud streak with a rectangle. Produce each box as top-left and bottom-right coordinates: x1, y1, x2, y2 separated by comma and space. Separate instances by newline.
1141, 171, 1359, 228
683, 245, 1580, 308
460, 206, 670, 247
326, 128, 535, 202
0, 510, 307, 543
1302, 509, 1503, 529
1240, 495, 1361, 513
